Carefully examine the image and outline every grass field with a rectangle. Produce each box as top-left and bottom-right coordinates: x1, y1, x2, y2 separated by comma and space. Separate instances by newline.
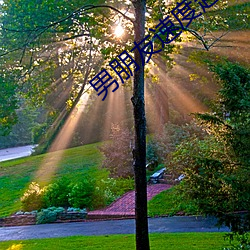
0, 143, 103, 217
0, 233, 231, 250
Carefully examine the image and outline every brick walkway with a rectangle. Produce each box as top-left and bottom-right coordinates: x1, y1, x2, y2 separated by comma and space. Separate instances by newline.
88, 184, 171, 219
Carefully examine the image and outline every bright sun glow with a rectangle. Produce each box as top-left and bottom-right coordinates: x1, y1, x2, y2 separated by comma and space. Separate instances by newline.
114, 24, 124, 37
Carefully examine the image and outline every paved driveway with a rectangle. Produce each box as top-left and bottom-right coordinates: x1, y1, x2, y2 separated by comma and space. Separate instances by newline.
0, 216, 229, 241
0, 145, 37, 162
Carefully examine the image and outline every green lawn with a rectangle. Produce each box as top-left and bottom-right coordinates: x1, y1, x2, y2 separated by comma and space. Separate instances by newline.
0, 233, 231, 250
0, 143, 104, 217
148, 186, 199, 217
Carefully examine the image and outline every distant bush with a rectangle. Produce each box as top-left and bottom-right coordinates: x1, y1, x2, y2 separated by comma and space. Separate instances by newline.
21, 182, 45, 211
43, 177, 71, 208
32, 123, 48, 144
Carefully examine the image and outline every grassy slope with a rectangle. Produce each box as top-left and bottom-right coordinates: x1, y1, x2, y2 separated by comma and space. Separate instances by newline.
0, 233, 230, 250
0, 143, 103, 217
148, 186, 199, 217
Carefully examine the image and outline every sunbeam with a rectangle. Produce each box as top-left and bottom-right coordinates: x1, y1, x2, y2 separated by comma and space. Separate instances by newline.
35, 92, 89, 184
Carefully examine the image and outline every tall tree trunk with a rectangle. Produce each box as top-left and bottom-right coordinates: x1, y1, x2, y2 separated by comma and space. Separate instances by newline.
132, 1, 150, 250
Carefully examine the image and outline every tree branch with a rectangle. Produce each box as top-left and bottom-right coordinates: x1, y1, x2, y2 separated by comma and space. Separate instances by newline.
182, 27, 230, 51
0, 4, 134, 57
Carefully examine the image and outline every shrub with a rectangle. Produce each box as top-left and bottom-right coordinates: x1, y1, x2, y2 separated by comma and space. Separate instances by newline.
36, 206, 64, 224
21, 182, 45, 211
146, 140, 159, 171
113, 177, 134, 197
68, 180, 94, 209
93, 177, 134, 209
223, 233, 250, 250
92, 178, 117, 209
43, 177, 71, 208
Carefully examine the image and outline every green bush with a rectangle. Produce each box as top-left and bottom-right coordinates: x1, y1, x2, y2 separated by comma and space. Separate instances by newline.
92, 178, 117, 209
36, 206, 64, 224
21, 182, 45, 211
93, 177, 134, 209
68, 180, 94, 209
146, 140, 159, 171
43, 177, 71, 208
223, 233, 250, 250
113, 177, 134, 197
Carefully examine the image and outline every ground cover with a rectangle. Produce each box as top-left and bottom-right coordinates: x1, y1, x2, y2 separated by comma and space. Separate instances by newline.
0, 233, 230, 250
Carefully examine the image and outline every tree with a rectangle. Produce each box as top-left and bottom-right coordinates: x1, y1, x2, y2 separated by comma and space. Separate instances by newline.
131, 1, 149, 248
168, 61, 250, 233
99, 124, 133, 178
0, 72, 18, 136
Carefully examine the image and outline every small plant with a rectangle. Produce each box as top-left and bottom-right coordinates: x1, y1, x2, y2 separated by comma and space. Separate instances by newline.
67, 207, 87, 213
36, 206, 64, 224
21, 182, 45, 211
223, 233, 250, 250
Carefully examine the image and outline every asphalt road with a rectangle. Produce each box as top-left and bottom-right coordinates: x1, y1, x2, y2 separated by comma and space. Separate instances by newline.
0, 216, 230, 241
0, 145, 37, 162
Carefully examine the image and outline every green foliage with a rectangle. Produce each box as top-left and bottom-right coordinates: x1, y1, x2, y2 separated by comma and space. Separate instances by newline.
146, 140, 160, 171
0, 75, 18, 136
168, 136, 240, 212
32, 123, 49, 144
168, 61, 250, 233
99, 124, 133, 178
204, 2, 250, 31
20, 172, 133, 212
20, 182, 45, 212
43, 178, 71, 208
68, 180, 94, 209
93, 177, 134, 209
223, 233, 250, 250
36, 206, 64, 224
92, 178, 117, 208
0, 104, 44, 148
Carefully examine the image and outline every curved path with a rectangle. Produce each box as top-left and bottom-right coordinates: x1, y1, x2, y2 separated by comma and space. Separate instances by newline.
0, 145, 37, 162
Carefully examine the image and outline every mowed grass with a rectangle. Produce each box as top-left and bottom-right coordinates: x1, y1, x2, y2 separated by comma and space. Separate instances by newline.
0, 233, 230, 250
0, 143, 103, 217
148, 186, 199, 217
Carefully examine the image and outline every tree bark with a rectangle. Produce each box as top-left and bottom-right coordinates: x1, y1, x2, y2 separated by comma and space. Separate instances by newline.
132, 1, 150, 250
